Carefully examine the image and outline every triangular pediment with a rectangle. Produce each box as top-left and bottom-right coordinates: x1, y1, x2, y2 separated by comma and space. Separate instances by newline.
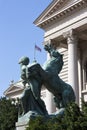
8, 86, 22, 92
44, 0, 79, 18
34, 0, 86, 27
4, 80, 24, 95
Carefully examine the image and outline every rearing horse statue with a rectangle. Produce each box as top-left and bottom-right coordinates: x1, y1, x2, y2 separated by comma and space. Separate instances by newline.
27, 44, 76, 109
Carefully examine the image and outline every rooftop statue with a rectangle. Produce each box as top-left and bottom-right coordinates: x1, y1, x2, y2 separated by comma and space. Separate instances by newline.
18, 43, 76, 120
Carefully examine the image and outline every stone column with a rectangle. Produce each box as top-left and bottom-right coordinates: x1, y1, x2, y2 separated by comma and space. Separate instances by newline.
45, 89, 56, 114
64, 30, 79, 104
78, 48, 82, 106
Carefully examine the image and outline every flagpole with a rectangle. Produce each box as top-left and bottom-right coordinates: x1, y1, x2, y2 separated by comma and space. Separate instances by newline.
34, 44, 36, 61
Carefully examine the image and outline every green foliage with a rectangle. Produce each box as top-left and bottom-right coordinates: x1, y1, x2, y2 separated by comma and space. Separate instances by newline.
26, 102, 87, 130
80, 100, 87, 130
26, 113, 65, 130
62, 103, 82, 130
82, 100, 87, 115
26, 116, 47, 130
0, 97, 18, 130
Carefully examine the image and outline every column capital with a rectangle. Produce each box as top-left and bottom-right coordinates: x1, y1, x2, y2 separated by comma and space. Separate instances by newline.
43, 39, 60, 49
63, 29, 78, 44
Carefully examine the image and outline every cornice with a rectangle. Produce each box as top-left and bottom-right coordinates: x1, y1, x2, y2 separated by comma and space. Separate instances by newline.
34, 0, 66, 25
46, 0, 66, 18
36, 0, 87, 28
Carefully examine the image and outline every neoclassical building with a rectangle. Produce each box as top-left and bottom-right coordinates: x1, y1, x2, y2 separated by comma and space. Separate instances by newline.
4, 0, 87, 113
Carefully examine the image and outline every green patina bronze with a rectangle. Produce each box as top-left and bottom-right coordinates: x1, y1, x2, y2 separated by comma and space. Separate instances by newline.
18, 57, 48, 118
18, 43, 76, 120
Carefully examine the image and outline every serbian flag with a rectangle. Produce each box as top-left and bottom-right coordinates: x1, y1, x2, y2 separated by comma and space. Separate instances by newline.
35, 44, 41, 52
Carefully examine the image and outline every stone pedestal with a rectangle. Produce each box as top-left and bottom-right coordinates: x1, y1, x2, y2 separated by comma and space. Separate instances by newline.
16, 121, 28, 130
15, 111, 38, 130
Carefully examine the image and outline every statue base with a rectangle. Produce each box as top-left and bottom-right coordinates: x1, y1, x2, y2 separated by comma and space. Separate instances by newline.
16, 121, 28, 130
16, 108, 65, 130
15, 111, 40, 130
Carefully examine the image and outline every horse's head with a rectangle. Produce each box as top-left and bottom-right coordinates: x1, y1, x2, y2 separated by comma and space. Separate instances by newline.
44, 43, 53, 53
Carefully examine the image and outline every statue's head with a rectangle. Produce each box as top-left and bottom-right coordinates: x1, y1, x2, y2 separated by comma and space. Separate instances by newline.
18, 56, 30, 65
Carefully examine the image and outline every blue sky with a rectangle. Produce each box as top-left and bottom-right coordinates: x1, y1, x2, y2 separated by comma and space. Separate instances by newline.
0, 0, 52, 97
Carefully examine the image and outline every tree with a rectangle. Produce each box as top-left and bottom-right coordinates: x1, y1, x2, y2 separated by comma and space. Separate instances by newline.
26, 102, 87, 130
0, 97, 18, 130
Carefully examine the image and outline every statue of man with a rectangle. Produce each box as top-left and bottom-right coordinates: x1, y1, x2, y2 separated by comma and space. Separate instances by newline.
18, 56, 31, 114
19, 56, 48, 115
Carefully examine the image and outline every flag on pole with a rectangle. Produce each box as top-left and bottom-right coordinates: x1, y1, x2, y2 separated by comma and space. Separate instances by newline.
35, 44, 41, 52
34, 44, 41, 61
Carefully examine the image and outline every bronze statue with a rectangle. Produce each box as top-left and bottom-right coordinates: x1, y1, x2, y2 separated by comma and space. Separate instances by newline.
27, 44, 76, 109
19, 57, 48, 117
18, 43, 75, 119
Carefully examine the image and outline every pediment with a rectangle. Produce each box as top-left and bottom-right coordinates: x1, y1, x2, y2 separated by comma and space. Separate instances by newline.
34, 0, 87, 27
4, 81, 24, 95
45, 0, 79, 18
8, 86, 22, 92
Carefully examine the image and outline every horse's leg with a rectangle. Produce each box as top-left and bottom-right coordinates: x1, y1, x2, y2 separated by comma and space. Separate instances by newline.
62, 84, 76, 107
53, 94, 63, 109
62, 90, 74, 107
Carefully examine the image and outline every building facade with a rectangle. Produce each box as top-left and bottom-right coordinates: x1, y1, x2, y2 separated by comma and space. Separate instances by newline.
4, 0, 87, 113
